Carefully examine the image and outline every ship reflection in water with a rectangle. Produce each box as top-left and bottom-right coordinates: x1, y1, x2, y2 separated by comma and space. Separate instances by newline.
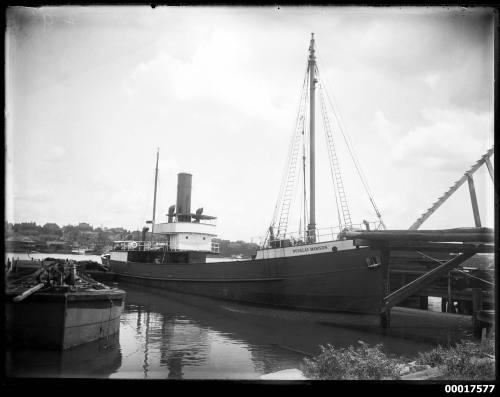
6, 282, 471, 379
112, 284, 307, 379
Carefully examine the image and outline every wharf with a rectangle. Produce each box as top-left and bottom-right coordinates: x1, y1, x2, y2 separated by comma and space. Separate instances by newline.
389, 257, 494, 313
346, 227, 495, 333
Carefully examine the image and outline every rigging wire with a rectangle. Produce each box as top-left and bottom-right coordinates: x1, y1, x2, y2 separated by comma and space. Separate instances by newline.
318, 81, 344, 232
284, 102, 308, 240
301, 124, 309, 240
298, 153, 304, 241
265, 42, 389, 246
314, 56, 386, 229
302, 79, 310, 240
267, 60, 310, 242
326, 84, 386, 229
268, 61, 309, 226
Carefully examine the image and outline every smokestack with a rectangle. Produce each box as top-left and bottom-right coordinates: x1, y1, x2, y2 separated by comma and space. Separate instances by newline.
176, 173, 192, 222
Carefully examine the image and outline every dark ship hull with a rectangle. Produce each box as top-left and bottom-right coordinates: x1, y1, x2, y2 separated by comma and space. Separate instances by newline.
108, 246, 383, 314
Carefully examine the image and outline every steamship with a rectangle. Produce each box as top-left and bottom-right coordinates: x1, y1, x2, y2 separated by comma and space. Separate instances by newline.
105, 35, 386, 314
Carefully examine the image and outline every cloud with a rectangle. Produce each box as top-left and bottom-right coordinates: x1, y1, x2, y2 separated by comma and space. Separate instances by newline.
9, 190, 53, 224
374, 107, 493, 173
368, 105, 493, 229
423, 73, 439, 90
42, 145, 66, 162
101, 189, 148, 215
122, 29, 292, 126
15, 190, 51, 203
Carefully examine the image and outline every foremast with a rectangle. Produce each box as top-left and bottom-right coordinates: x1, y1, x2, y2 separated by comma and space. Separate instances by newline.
151, 148, 159, 240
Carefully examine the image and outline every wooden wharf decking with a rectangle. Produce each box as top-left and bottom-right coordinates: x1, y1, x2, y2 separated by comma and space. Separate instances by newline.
345, 227, 495, 331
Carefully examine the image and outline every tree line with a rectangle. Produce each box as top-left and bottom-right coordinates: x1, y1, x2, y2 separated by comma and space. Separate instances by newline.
5, 221, 260, 257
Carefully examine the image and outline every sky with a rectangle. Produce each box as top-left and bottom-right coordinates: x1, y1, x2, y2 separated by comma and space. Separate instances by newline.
5, 6, 495, 242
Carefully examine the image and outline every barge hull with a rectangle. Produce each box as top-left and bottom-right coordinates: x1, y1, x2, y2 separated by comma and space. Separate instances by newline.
6, 290, 125, 350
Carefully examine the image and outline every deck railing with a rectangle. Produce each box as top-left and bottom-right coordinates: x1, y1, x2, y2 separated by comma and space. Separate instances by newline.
260, 221, 382, 249
166, 218, 217, 226
113, 240, 220, 254
113, 241, 153, 251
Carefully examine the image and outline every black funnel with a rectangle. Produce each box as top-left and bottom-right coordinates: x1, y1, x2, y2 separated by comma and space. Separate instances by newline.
176, 173, 192, 222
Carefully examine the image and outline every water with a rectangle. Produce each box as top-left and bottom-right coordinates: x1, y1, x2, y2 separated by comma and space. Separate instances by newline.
5, 253, 470, 379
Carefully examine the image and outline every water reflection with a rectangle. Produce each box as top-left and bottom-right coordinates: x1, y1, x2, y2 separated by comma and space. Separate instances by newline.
115, 286, 275, 379
6, 281, 473, 379
120, 305, 213, 379
111, 282, 468, 379
6, 334, 122, 378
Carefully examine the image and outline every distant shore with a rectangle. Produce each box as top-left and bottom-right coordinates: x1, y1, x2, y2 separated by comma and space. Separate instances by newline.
5, 252, 103, 262
6, 249, 101, 255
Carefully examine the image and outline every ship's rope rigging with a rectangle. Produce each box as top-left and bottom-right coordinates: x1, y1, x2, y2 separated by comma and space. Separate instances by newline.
315, 63, 386, 230
317, 64, 386, 230
265, 42, 386, 246
317, 74, 351, 231
301, 124, 309, 240
265, 60, 310, 246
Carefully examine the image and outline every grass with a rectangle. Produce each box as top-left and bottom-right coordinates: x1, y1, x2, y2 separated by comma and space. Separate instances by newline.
302, 341, 402, 380
415, 333, 495, 380
302, 332, 495, 380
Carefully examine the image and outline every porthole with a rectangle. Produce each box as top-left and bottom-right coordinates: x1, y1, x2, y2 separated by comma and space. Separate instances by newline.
185, 236, 189, 239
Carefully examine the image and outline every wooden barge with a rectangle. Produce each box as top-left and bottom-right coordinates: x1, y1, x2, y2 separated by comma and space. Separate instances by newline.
5, 259, 125, 350
5, 288, 125, 350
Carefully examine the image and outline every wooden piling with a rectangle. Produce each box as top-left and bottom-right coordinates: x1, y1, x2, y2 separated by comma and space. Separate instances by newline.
472, 288, 483, 315
380, 248, 391, 328
447, 271, 452, 313
472, 288, 483, 337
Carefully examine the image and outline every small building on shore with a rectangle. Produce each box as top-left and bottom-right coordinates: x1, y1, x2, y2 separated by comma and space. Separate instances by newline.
6, 236, 37, 252
46, 240, 71, 252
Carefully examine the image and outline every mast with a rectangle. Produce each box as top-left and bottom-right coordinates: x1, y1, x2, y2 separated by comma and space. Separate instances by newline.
151, 148, 159, 241
308, 33, 317, 242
